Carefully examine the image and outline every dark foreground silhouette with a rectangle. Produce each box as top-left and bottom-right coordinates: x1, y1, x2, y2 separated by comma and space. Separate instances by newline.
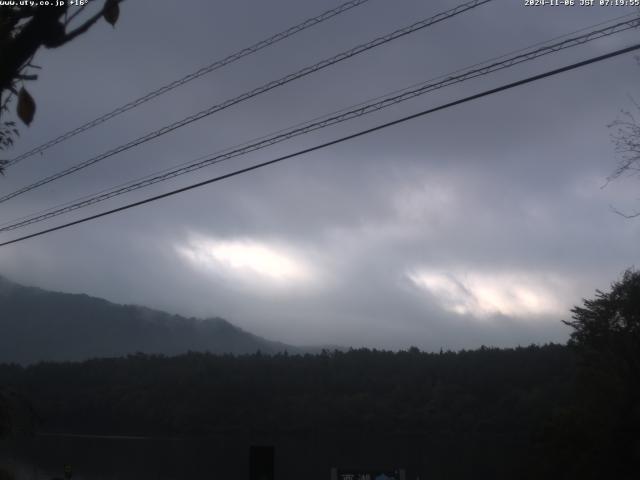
0, 270, 638, 479
0, 341, 634, 479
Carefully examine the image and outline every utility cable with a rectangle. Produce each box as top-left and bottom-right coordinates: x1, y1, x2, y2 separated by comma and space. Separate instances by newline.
0, 0, 492, 204
1, 15, 637, 233
5, 0, 374, 168
1, 41, 638, 248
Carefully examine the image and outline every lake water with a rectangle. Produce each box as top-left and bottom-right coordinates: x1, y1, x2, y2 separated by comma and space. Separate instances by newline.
1, 431, 527, 479
0, 432, 429, 480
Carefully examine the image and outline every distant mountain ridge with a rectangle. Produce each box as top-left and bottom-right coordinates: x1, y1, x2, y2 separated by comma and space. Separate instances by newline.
0, 275, 299, 364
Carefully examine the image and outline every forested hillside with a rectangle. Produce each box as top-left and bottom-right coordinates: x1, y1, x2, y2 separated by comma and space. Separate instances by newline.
0, 346, 577, 477
1, 272, 638, 478
0, 276, 294, 363
0, 346, 573, 437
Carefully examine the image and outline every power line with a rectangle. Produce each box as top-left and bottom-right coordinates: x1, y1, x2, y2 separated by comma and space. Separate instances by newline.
2, 15, 636, 231
5, 0, 374, 168
2, 15, 637, 234
1, 41, 638, 248
0, 0, 492, 205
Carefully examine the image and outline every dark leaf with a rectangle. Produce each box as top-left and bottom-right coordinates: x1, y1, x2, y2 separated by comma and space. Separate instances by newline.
103, 0, 119, 27
17, 87, 35, 126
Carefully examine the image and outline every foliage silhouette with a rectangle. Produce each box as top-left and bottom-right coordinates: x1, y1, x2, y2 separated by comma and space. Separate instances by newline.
0, 1, 123, 172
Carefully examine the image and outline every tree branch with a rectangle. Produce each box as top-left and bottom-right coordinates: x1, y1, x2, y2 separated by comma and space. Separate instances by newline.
58, 0, 124, 46
16, 74, 37, 81
64, 4, 88, 27
610, 205, 640, 219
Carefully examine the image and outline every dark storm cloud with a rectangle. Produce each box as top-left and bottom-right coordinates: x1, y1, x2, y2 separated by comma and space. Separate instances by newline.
0, 0, 638, 349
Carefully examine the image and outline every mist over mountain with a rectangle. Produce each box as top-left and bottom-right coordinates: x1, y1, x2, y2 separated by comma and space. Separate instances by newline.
0, 276, 300, 364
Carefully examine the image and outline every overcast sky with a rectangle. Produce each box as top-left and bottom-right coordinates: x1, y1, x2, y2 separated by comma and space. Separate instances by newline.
1, 0, 639, 350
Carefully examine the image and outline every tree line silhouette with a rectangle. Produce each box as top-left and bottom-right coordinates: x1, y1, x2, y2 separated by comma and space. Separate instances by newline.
0, 270, 638, 479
